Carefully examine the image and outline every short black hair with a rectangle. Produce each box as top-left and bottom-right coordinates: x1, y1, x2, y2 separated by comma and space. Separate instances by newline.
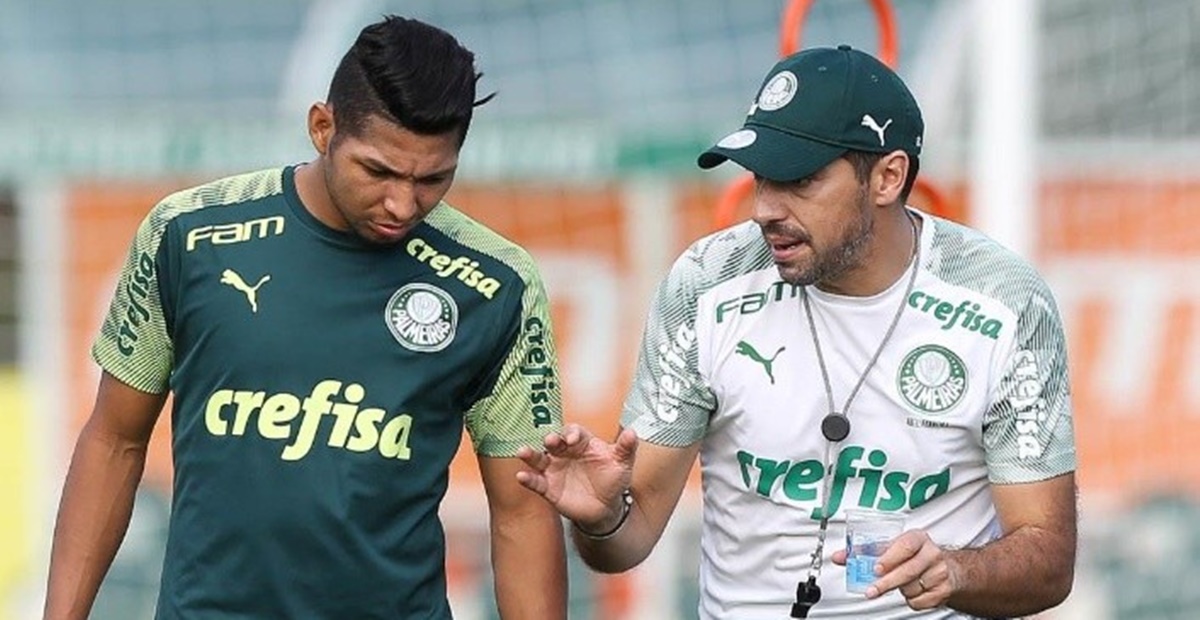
843, 150, 920, 205
326, 15, 495, 144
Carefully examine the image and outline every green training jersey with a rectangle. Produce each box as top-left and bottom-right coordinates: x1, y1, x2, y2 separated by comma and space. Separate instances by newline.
92, 166, 562, 619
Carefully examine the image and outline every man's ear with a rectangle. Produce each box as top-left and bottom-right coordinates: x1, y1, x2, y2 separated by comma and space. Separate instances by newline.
308, 102, 335, 156
873, 150, 909, 207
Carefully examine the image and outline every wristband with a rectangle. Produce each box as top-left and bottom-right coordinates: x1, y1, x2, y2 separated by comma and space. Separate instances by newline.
573, 489, 633, 541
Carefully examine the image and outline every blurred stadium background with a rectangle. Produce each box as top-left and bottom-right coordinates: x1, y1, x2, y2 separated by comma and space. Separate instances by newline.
1, 0, 1198, 618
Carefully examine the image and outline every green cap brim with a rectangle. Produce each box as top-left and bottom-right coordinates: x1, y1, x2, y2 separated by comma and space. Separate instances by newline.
698, 125, 849, 183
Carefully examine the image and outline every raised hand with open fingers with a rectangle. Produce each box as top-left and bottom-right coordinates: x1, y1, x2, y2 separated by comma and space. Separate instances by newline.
515, 424, 639, 533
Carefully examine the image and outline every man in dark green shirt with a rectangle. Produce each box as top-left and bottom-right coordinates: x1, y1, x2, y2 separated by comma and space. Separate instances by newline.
45, 15, 567, 619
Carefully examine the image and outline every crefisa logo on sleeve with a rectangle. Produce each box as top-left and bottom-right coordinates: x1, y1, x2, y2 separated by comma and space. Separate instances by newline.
386, 283, 458, 352
117, 251, 157, 355
655, 322, 697, 423
519, 316, 556, 428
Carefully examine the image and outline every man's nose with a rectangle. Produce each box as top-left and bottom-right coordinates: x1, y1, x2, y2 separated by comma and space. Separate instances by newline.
382, 181, 417, 220
751, 182, 789, 226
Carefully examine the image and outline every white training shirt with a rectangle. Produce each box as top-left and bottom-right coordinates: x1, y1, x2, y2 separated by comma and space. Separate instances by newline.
622, 209, 1076, 619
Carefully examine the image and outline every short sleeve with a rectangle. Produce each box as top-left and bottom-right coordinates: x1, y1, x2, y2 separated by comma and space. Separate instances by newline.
464, 263, 563, 457
983, 279, 1077, 483
621, 250, 715, 447
91, 204, 175, 394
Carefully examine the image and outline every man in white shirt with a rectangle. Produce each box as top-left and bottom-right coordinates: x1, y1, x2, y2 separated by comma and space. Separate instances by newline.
516, 45, 1077, 619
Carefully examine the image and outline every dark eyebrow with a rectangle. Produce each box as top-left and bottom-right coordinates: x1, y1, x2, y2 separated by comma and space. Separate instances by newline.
361, 156, 457, 181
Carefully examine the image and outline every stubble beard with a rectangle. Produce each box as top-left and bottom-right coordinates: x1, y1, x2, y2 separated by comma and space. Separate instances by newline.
777, 188, 875, 286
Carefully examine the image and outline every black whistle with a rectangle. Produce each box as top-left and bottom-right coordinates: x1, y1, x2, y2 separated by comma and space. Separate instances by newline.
790, 576, 821, 618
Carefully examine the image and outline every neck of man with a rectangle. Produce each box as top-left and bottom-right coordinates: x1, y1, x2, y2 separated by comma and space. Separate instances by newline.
814, 206, 919, 297
293, 160, 341, 230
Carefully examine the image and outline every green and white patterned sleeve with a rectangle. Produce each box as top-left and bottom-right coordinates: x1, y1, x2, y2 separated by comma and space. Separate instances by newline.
91, 203, 176, 394
983, 277, 1077, 484
464, 256, 563, 457
621, 248, 716, 447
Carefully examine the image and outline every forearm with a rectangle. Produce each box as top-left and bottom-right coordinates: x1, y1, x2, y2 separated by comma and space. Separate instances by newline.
44, 423, 148, 620
514, 430, 698, 576
945, 524, 1075, 616
569, 495, 661, 574
569, 443, 697, 574
491, 503, 568, 619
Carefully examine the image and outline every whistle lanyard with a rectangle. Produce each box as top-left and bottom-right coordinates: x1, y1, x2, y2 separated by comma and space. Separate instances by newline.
790, 213, 920, 618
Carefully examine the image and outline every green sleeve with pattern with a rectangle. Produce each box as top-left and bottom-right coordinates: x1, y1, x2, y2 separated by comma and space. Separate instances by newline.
91, 203, 175, 394
464, 258, 563, 457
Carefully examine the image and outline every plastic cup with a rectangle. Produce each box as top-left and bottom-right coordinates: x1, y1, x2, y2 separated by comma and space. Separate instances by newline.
844, 509, 906, 594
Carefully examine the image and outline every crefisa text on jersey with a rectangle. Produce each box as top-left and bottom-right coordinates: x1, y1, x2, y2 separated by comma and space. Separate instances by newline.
737, 444, 951, 519
908, 290, 1004, 339
407, 237, 502, 300
520, 317, 556, 427
116, 251, 157, 356
654, 322, 698, 423
1009, 349, 1048, 459
204, 379, 414, 462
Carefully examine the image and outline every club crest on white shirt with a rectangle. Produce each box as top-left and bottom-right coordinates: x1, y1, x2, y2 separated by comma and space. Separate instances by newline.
897, 344, 967, 414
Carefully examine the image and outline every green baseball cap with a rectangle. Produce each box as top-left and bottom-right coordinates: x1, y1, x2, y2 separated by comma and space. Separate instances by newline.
698, 45, 924, 182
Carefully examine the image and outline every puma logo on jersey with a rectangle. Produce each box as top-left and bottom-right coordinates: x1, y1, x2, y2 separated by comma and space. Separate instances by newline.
860, 114, 893, 146
221, 269, 271, 313
735, 341, 785, 384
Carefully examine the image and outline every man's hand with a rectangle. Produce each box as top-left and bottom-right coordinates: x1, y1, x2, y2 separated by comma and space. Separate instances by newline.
832, 529, 962, 610
515, 424, 639, 533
